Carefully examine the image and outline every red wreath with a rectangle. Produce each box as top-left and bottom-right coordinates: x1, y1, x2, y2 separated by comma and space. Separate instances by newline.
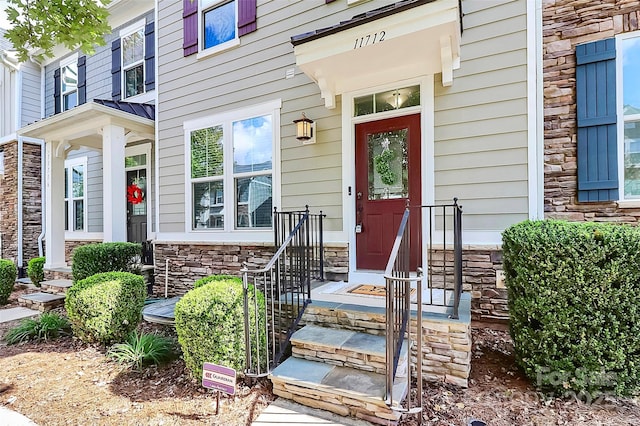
127, 184, 144, 204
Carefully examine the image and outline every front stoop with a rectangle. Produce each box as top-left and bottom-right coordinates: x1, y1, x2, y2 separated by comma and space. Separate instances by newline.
40, 279, 73, 295
270, 357, 407, 425
17, 293, 65, 312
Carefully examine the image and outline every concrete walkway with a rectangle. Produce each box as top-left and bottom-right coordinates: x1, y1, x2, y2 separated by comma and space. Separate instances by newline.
0, 307, 39, 323
0, 406, 37, 426
252, 399, 375, 426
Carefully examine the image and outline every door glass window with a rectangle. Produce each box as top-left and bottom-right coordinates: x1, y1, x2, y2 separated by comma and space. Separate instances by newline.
127, 169, 147, 216
367, 129, 408, 200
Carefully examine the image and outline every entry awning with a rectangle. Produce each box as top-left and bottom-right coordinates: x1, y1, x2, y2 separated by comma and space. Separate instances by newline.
291, 0, 461, 109
18, 100, 154, 152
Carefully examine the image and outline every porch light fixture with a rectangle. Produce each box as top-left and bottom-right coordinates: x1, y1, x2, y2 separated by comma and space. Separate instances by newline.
294, 113, 315, 144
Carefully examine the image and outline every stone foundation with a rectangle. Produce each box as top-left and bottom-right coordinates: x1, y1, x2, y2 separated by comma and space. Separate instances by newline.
64, 239, 101, 264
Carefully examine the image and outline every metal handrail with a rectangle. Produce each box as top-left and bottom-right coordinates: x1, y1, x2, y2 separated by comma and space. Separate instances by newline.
242, 207, 325, 378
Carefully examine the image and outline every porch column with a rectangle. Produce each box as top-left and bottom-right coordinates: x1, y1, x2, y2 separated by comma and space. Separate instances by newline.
44, 141, 66, 269
102, 124, 127, 242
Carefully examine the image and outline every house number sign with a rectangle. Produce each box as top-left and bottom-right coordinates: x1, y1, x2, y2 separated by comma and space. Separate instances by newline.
353, 31, 386, 49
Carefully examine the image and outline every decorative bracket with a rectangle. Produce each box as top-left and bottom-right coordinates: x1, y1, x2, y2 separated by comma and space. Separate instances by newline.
440, 35, 454, 87
316, 76, 336, 110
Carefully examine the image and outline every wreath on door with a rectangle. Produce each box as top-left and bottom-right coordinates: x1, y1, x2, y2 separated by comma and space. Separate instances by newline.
127, 183, 144, 204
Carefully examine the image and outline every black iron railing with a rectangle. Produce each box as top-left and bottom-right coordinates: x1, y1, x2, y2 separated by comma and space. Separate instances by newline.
384, 198, 463, 422
242, 207, 325, 378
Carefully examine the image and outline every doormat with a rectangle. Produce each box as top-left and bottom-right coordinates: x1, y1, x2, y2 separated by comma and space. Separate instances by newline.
348, 284, 416, 297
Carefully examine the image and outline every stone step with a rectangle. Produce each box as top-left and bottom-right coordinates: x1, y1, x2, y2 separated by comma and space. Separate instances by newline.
40, 279, 73, 295
270, 357, 408, 425
18, 292, 66, 312
291, 325, 408, 376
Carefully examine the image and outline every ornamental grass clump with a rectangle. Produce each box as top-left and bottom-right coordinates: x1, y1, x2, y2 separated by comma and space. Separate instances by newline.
175, 275, 265, 379
503, 220, 640, 397
107, 331, 178, 370
4, 312, 71, 344
65, 272, 146, 344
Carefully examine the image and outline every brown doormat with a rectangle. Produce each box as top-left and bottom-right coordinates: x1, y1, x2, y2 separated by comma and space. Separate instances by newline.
348, 284, 416, 297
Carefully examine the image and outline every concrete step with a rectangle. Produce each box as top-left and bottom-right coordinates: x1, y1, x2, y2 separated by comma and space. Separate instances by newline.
40, 279, 73, 294
291, 325, 407, 376
18, 292, 66, 312
270, 357, 407, 425
0, 307, 40, 323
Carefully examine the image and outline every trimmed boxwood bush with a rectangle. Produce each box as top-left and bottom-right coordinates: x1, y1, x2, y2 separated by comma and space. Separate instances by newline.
175, 275, 265, 378
27, 257, 45, 287
0, 259, 17, 305
65, 272, 146, 344
503, 220, 640, 397
193, 274, 239, 289
72, 242, 142, 282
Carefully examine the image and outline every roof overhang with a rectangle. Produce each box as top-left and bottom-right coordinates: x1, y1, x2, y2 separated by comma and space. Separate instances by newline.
292, 0, 461, 109
17, 102, 154, 152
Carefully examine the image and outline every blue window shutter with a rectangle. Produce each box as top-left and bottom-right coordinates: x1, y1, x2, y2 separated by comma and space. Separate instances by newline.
77, 56, 86, 105
183, 0, 198, 56
144, 22, 155, 91
576, 38, 618, 202
238, 0, 257, 36
53, 68, 61, 114
111, 38, 121, 101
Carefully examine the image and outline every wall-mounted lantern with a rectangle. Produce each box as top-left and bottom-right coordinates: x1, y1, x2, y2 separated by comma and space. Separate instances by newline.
293, 113, 315, 145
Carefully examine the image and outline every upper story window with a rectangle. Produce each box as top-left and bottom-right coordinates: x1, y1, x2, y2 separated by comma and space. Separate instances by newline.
64, 157, 87, 232
60, 54, 79, 112
203, 0, 237, 50
184, 100, 281, 232
122, 26, 145, 98
111, 20, 155, 102
183, 0, 257, 57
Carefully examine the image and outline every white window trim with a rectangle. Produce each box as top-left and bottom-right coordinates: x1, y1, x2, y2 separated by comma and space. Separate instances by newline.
60, 53, 79, 112
120, 20, 146, 100
616, 31, 640, 203
196, 0, 240, 60
64, 156, 88, 233
183, 99, 282, 238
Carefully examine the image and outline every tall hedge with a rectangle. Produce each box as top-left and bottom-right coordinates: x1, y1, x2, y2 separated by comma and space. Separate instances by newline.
175, 276, 265, 378
65, 272, 146, 344
72, 242, 141, 282
503, 220, 640, 397
0, 259, 16, 305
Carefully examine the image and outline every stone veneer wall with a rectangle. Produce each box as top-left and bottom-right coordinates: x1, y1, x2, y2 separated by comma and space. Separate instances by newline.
64, 240, 101, 264
544, 0, 640, 220
0, 141, 42, 268
301, 297, 472, 388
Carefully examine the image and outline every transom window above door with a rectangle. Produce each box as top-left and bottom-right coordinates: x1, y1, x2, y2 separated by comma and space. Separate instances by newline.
354, 85, 420, 117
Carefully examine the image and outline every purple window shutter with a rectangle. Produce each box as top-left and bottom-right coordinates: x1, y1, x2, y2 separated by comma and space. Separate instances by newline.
238, 0, 257, 37
325, 0, 337, 3
183, 0, 198, 56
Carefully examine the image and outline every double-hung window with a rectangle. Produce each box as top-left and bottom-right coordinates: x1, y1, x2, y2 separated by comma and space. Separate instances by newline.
60, 55, 78, 111
620, 35, 640, 200
64, 158, 87, 232
202, 0, 237, 51
121, 24, 145, 98
185, 101, 280, 232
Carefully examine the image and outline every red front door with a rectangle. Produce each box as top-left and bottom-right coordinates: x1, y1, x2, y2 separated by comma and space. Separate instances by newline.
355, 114, 421, 270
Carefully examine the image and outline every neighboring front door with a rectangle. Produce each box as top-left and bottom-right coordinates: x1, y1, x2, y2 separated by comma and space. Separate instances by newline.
355, 114, 421, 270
125, 149, 149, 243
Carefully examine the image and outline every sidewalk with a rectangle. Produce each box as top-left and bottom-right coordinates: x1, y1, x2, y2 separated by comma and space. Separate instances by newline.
0, 406, 37, 425
252, 399, 375, 426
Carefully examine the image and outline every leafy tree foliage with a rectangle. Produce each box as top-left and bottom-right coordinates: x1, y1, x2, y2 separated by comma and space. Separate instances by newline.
3, 0, 111, 62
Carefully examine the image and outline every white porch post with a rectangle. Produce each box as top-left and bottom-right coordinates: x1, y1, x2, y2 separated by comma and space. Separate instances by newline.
102, 124, 127, 242
44, 141, 66, 269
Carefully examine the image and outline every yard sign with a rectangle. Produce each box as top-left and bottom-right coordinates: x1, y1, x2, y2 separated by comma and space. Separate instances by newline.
202, 362, 236, 396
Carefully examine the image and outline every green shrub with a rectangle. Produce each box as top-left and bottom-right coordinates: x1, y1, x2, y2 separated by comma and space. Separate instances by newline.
27, 257, 45, 287
0, 259, 16, 305
65, 272, 146, 344
72, 242, 142, 282
107, 331, 178, 370
193, 274, 240, 289
175, 276, 265, 378
3, 312, 70, 344
503, 220, 640, 397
